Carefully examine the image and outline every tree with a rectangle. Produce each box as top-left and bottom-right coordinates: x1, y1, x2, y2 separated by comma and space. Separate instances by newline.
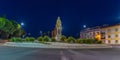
61, 35, 67, 42
0, 17, 6, 30
1, 20, 14, 39
10, 20, 20, 34
0, 17, 26, 39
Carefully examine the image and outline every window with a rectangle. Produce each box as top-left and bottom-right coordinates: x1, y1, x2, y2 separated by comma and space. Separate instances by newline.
115, 28, 118, 32
115, 34, 118, 37
108, 35, 111, 38
108, 40, 111, 44
97, 32, 100, 35
115, 40, 118, 44
108, 29, 111, 32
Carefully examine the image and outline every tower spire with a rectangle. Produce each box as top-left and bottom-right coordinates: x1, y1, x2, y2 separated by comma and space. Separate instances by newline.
55, 16, 62, 41
57, 16, 60, 20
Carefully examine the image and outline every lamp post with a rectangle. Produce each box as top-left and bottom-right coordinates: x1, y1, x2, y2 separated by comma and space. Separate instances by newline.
21, 22, 24, 26
28, 33, 31, 36
83, 25, 86, 28
40, 30, 42, 36
20, 22, 24, 38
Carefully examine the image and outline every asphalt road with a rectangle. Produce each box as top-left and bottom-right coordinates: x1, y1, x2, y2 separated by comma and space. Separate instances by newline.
0, 46, 120, 60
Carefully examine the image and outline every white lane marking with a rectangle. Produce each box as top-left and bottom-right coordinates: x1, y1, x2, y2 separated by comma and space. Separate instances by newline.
60, 51, 70, 60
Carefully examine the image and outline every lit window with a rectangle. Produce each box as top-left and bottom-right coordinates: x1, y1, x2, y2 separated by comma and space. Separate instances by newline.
115, 34, 118, 37
108, 35, 111, 38
108, 40, 111, 44
115, 40, 118, 44
115, 28, 118, 32
108, 29, 111, 32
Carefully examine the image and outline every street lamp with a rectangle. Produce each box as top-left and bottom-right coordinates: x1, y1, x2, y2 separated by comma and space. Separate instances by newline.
20, 22, 24, 38
21, 22, 24, 26
40, 31, 43, 36
28, 33, 31, 36
83, 25, 86, 28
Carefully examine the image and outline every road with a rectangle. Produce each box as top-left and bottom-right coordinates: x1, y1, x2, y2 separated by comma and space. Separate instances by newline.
0, 46, 120, 60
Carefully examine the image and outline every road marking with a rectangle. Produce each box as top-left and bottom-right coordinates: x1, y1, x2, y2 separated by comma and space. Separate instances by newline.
60, 51, 70, 60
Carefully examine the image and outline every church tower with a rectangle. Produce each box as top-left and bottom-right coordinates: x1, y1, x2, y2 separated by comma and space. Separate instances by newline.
55, 16, 62, 41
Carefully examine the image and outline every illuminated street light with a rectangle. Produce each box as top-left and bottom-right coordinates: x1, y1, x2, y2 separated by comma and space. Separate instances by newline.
21, 22, 24, 26
83, 25, 86, 28
20, 22, 25, 38
40, 30, 43, 36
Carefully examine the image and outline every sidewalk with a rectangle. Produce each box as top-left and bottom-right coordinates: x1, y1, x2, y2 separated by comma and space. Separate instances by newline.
4, 42, 112, 49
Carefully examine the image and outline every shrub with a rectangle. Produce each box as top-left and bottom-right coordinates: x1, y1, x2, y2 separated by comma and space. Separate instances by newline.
92, 38, 98, 43
76, 39, 83, 44
61, 35, 67, 42
96, 40, 102, 44
43, 36, 50, 42
80, 38, 103, 44
85, 39, 93, 44
24, 37, 35, 42
67, 36, 76, 43
17, 38, 22, 42
10, 37, 15, 42
24, 37, 29, 42
10, 37, 22, 42
29, 37, 35, 42
37, 36, 43, 42
51, 37, 56, 42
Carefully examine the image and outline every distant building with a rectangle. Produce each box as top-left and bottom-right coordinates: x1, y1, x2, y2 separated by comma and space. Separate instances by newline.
101, 24, 120, 44
80, 26, 101, 40
52, 16, 62, 41
52, 28, 57, 38
80, 24, 120, 44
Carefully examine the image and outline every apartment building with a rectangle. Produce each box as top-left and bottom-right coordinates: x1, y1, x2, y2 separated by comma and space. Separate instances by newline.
80, 24, 120, 44
102, 24, 120, 44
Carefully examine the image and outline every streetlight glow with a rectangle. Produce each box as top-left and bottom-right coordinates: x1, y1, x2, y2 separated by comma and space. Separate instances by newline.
21, 22, 24, 26
83, 25, 86, 28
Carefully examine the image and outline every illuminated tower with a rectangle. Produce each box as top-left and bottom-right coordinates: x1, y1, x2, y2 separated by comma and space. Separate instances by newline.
55, 16, 62, 41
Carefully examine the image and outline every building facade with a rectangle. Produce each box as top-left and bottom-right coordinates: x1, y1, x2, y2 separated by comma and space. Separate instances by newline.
102, 24, 120, 44
80, 26, 101, 40
80, 24, 120, 44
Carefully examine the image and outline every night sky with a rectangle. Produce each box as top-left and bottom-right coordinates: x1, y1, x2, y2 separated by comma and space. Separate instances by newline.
0, 0, 120, 37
